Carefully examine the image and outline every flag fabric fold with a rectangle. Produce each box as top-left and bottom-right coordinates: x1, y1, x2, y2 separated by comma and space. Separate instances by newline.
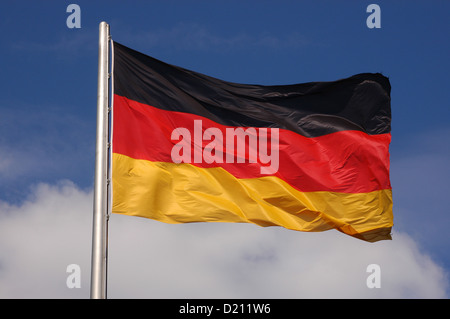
111, 41, 393, 242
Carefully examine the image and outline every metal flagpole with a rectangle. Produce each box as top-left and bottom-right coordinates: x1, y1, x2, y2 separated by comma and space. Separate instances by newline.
90, 21, 110, 299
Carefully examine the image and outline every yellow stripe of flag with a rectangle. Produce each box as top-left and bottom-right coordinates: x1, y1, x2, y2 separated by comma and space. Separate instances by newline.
112, 153, 393, 242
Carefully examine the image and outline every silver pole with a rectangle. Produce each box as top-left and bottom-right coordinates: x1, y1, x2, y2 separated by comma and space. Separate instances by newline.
90, 21, 110, 299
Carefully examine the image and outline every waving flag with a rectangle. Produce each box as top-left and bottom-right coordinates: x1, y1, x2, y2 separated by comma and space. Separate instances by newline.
111, 41, 393, 242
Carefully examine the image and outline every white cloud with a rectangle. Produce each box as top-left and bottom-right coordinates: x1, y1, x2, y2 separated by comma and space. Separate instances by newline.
0, 181, 92, 298
0, 180, 447, 299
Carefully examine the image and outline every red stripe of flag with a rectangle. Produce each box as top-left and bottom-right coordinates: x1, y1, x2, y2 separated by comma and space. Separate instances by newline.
113, 95, 391, 194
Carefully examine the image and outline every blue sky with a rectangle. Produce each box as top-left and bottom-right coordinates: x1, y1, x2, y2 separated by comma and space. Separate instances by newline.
0, 1, 449, 298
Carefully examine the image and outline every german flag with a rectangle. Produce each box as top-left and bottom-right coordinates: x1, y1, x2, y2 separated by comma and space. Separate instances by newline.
111, 41, 393, 242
